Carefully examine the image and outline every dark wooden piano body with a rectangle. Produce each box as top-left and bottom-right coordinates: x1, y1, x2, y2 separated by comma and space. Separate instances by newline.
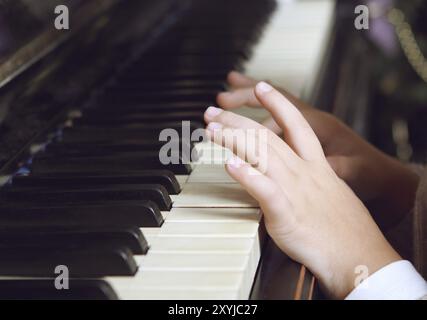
0, 0, 357, 300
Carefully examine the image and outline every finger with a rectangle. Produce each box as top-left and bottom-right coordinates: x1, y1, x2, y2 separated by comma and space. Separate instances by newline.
277, 88, 312, 111
228, 71, 311, 110
227, 71, 311, 112
255, 82, 325, 161
227, 71, 258, 88
217, 88, 262, 109
205, 106, 266, 130
226, 157, 294, 227
261, 116, 282, 135
204, 107, 298, 165
206, 122, 291, 177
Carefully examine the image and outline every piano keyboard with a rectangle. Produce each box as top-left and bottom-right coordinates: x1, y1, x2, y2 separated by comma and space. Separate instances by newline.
235, 0, 336, 122
245, 0, 336, 99
0, 0, 335, 300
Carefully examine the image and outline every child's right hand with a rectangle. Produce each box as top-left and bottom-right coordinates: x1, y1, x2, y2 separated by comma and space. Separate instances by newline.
206, 82, 401, 299
217, 72, 420, 229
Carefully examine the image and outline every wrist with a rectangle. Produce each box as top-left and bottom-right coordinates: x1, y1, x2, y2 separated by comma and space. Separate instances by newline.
315, 238, 402, 299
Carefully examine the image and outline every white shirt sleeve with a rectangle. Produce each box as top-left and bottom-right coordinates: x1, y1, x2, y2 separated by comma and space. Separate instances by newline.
346, 260, 427, 300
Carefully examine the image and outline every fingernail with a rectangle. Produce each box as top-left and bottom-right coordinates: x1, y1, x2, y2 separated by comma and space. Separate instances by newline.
256, 81, 273, 94
207, 122, 222, 132
227, 156, 243, 169
205, 106, 223, 119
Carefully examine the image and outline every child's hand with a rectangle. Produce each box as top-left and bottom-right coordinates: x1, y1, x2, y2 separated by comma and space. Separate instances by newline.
217, 72, 420, 229
205, 82, 401, 299
217, 71, 310, 134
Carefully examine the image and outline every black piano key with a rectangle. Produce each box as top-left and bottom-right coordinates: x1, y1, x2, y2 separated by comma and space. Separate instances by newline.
170, 25, 259, 38
73, 111, 205, 126
46, 140, 177, 154
0, 280, 118, 300
177, 18, 266, 28
101, 89, 218, 104
131, 55, 239, 72
71, 121, 205, 130
0, 245, 137, 277
60, 121, 205, 142
0, 0, 277, 293
146, 39, 251, 57
82, 110, 205, 120
118, 69, 230, 82
152, 30, 255, 40
13, 170, 181, 194
31, 152, 192, 175
0, 200, 163, 228
110, 79, 226, 91
0, 227, 148, 255
44, 141, 199, 163
147, 44, 249, 57
83, 101, 208, 113
1, 183, 172, 211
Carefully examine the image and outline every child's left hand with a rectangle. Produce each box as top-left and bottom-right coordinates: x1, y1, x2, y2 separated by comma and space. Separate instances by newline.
204, 82, 401, 299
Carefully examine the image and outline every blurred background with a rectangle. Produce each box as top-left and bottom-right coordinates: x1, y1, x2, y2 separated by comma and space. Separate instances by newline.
332, 0, 427, 163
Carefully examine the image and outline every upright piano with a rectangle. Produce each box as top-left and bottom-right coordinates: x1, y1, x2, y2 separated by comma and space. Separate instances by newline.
0, 0, 338, 299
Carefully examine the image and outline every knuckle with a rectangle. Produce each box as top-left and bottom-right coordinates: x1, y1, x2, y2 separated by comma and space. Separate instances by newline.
217, 110, 236, 125
216, 110, 230, 121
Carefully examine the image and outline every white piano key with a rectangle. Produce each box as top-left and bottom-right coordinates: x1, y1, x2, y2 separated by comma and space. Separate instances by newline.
110, 247, 258, 299
116, 289, 239, 300
157, 221, 259, 238
140, 227, 161, 243
136, 253, 250, 272
245, 0, 335, 99
147, 237, 257, 254
171, 184, 259, 208
134, 252, 257, 297
108, 271, 248, 299
165, 207, 261, 222
130, 226, 262, 299
175, 175, 189, 187
187, 164, 236, 184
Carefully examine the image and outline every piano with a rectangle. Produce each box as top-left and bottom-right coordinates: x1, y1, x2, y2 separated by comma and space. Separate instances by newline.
0, 0, 337, 299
